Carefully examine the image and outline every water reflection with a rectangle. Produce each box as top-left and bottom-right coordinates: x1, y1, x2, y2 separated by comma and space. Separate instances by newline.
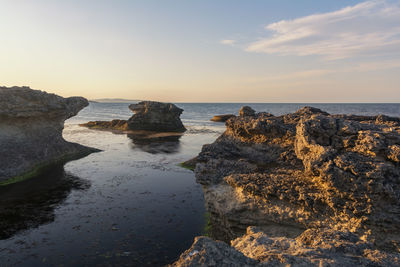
127, 132, 182, 154
0, 164, 90, 240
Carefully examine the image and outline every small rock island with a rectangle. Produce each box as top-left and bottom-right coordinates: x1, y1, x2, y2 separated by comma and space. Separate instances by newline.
0, 86, 99, 184
173, 106, 400, 266
81, 101, 186, 132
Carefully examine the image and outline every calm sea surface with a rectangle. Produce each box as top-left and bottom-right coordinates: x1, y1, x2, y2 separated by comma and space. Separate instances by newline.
1, 103, 399, 266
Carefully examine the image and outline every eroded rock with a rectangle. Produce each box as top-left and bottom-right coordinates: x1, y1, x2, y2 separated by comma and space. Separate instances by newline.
0, 86, 98, 183
173, 106, 400, 266
80, 101, 186, 133
128, 101, 185, 132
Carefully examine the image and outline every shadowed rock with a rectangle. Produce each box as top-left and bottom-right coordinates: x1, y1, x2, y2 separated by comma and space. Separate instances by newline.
173, 106, 400, 266
0, 86, 99, 184
80, 101, 186, 133
239, 106, 255, 117
128, 101, 186, 132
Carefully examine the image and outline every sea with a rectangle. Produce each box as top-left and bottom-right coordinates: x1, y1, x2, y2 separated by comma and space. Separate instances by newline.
0, 103, 399, 266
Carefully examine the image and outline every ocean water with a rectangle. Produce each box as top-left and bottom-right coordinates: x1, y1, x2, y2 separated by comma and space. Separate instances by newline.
1, 103, 399, 266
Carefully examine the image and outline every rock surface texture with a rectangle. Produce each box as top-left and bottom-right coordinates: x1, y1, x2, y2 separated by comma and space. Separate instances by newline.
172, 106, 400, 266
0, 86, 98, 183
81, 101, 186, 132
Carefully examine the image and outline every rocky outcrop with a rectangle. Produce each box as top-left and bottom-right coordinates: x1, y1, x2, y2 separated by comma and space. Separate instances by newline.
0, 86, 99, 184
211, 114, 236, 122
173, 106, 400, 266
128, 101, 186, 132
80, 101, 186, 132
239, 106, 256, 117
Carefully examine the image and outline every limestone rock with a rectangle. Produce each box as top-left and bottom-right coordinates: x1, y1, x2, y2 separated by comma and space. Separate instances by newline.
128, 101, 185, 132
174, 106, 400, 266
81, 101, 186, 133
170, 236, 258, 267
0, 86, 99, 183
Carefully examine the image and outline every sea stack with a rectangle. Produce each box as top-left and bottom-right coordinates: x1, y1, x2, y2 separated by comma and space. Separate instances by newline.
81, 101, 186, 133
0, 86, 99, 184
173, 106, 400, 266
128, 101, 186, 132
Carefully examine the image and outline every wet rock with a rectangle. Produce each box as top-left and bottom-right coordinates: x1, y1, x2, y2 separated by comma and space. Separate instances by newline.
173, 106, 400, 266
81, 101, 186, 133
0, 86, 99, 183
81, 119, 129, 131
210, 114, 236, 122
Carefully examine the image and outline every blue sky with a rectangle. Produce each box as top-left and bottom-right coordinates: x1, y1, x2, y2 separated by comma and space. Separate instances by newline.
1, 0, 399, 102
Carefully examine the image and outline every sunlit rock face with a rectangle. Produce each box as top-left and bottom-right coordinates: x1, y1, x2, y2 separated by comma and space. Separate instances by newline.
173, 106, 400, 266
0, 86, 98, 183
128, 101, 186, 132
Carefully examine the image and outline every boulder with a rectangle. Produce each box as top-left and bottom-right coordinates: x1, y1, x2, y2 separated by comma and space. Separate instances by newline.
128, 101, 185, 132
239, 106, 255, 117
211, 114, 236, 122
173, 106, 400, 266
80, 101, 186, 133
0, 86, 99, 184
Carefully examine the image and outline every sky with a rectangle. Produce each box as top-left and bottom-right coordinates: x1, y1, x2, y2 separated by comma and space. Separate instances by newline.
1, 0, 399, 102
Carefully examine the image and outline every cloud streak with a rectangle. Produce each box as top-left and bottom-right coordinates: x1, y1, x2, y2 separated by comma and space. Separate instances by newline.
220, 39, 236, 45
246, 0, 400, 59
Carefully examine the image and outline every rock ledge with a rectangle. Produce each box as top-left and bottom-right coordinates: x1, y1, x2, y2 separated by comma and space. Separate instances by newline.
0, 86, 99, 184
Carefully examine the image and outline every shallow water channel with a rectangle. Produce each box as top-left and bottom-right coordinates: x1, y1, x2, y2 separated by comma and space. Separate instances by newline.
0, 123, 221, 266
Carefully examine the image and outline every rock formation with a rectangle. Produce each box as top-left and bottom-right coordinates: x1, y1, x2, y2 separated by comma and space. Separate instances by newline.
172, 106, 400, 266
211, 114, 236, 122
128, 101, 186, 132
0, 86, 99, 184
80, 101, 186, 132
239, 106, 256, 117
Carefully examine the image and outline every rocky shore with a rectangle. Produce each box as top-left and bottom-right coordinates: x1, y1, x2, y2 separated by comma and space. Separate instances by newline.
80, 101, 186, 132
0, 86, 99, 184
173, 106, 400, 266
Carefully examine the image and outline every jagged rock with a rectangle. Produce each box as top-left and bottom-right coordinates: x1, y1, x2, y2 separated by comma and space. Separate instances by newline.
81, 101, 186, 132
170, 236, 258, 267
174, 226, 400, 266
211, 114, 236, 122
173, 106, 400, 266
0, 86, 99, 184
239, 106, 256, 117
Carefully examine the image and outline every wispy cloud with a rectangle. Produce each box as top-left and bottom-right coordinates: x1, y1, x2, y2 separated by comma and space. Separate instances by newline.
246, 0, 400, 60
220, 39, 236, 45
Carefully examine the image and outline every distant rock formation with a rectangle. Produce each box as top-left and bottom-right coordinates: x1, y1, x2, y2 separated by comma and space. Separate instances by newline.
128, 101, 186, 132
80, 101, 186, 133
238, 106, 255, 117
172, 106, 400, 266
0, 86, 99, 184
210, 114, 235, 122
